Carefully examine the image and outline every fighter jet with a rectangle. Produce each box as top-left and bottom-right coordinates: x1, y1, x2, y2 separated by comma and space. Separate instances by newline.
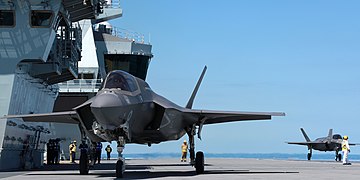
4, 66, 285, 178
287, 128, 357, 161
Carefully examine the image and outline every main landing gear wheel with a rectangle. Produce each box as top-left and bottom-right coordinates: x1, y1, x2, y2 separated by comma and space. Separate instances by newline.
79, 153, 89, 175
307, 153, 312, 161
116, 159, 125, 178
337, 154, 342, 162
195, 151, 204, 174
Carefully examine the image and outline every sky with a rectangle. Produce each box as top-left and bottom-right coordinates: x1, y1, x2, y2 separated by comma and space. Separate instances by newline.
105, 0, 360, 154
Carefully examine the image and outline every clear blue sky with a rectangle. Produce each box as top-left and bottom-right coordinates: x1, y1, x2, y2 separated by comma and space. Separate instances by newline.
106, 0, 360, 154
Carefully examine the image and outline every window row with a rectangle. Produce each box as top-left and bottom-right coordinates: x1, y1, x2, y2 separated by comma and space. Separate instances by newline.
0, 10, 53, 28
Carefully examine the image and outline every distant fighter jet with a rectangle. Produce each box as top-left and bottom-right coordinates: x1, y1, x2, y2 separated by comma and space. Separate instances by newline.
4, 66, 284, 178
287, 128, 357, 161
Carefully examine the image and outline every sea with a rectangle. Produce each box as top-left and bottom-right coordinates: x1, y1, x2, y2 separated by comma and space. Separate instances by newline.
102, 153, 360, 162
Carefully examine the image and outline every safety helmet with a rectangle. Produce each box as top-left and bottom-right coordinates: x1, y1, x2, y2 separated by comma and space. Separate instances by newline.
183, 140, 187, 143
73, 140, 77, 143
343, 136, 348, 140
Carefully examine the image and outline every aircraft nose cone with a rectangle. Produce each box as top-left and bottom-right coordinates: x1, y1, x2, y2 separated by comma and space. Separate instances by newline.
90, 92, 124, 130
91, 93, 122, 108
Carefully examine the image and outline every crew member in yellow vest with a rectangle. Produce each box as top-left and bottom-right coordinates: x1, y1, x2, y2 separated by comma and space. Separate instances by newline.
105, 145, 112, 160
181, 140, 188, 162
342, 135, 351, 165
69, 140, 77, 163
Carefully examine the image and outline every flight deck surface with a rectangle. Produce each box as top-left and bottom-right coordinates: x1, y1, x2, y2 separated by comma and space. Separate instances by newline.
1, 158, 359, 179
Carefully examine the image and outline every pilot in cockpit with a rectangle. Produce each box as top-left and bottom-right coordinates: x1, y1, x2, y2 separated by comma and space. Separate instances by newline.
104, 72, 130, 90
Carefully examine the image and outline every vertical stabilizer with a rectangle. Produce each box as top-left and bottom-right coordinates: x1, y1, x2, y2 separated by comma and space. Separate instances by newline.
186, 66, 207, 109
300, 128, 311, 142
328, 129, 333, 138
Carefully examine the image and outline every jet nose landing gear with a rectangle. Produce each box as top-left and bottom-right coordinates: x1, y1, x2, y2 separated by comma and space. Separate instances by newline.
116, 136, 126, 178
116, 157, 125, 178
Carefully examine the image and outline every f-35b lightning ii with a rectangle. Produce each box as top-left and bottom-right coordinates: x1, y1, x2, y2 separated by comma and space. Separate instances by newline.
287, 128, 358, 161
4, 66, 285, 178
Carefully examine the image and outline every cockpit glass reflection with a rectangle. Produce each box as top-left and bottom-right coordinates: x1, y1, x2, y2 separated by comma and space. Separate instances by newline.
104, 71, 138, 92
333, 134, 342, 139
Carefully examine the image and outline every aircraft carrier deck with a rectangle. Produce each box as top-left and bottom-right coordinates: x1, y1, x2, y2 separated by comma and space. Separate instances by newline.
1, 158, 359, 179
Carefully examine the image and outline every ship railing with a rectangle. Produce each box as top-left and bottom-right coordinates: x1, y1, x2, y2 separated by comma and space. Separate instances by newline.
94, 24, 145, 43
59, 79, 102, 92
103, 0, 121, 9
112, 26, 145, 44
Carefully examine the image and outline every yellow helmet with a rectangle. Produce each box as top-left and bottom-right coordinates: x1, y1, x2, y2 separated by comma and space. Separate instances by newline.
343, 136, 348, 140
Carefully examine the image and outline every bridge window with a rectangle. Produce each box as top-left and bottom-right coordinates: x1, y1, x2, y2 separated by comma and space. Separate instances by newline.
104, 54, 151, 81
0, 10, 15, 27
30, 10, 53, 27
82, 73, 94, 79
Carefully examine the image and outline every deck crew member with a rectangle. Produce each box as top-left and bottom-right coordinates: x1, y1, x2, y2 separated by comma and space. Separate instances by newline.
53, 139, 60, 164
47, 139, 54, 164
79, 139, 89, 157
69, 140, 77, 163
96, 142, 103, 164
105, 145, 112, 160
342, 135, 351, 165
181, 140, 188, 162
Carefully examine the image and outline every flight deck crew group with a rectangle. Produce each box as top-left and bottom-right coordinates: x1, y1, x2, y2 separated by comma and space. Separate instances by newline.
63, 141, 112, 163
46, 138, 61, 164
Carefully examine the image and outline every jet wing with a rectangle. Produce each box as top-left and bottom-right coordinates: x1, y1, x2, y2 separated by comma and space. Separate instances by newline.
350, 143, 360, 146
183, 109, 285, 125
286, 142, 325, 146
3, 111, 79, 124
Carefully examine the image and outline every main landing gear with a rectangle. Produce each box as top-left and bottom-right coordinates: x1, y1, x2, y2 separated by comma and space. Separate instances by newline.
195, 151, 204, 174
307, 148, 312, 160
335, 150, 342, 162
188, 125, 205, 174
79, 151, 89, 175
79, 140, 90, 175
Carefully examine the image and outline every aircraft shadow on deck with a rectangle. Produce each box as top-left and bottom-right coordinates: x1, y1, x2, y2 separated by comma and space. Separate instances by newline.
25, 162, 298, 179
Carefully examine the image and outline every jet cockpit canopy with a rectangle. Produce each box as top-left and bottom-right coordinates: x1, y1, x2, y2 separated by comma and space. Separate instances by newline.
332, 134, 342, 140
104, 70, 138, 92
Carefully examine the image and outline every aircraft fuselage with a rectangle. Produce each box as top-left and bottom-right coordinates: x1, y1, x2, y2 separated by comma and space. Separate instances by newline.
77, 70, 189, 144
311, 137, 342, 152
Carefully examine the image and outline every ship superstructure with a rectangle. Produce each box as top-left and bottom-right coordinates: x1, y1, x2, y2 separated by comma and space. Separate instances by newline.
0, 0, 151, 170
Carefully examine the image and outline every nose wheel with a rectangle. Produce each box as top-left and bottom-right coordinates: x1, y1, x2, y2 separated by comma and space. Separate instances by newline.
116, 158, 125, 178
116, 136, 126, 178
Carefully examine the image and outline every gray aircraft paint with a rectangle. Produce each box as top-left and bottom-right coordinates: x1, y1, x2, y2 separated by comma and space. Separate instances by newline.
287, 128, 358, 160
4, 67, 285, 145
